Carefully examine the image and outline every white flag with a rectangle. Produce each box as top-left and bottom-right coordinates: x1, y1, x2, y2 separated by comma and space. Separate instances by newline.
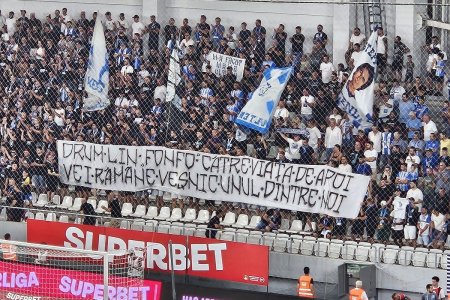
235, 67, 293, 134
166, 48, 181, 104
83, 17, 110, 111
337, 31, 378, 128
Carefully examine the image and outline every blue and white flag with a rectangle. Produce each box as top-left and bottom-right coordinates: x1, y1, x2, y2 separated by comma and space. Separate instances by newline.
83, 16, 109, 111
235, 67, 293, 134
166, 47, 182, 109
337, 30, 378, 128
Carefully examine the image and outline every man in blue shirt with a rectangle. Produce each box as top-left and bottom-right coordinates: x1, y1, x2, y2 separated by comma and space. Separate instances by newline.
398, 93, 415, 125
422, 149, 439, 175
406, 111, 422, 139
355, 156, 372, 176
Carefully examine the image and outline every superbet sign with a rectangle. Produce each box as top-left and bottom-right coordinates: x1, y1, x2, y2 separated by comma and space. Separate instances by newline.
27, 220, 269, 286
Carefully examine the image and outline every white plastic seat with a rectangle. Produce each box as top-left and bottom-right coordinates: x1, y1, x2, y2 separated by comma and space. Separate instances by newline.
87, 199, 97, 210
286, 220, 303, 234
34, 194, 49, 207
24, 211, 34, 220
45, 212, 56, 222
245, 215, 261, 229
412, 248, 428, 267
279, 219, 290, 232
194, 225, 207, 237
130, 220, 145, 231
328, 242, 343, 259
289, 235, 303, 254
426, 249, 442, 268
355, 245, 371, 262
342, 241, 358, 260
236, 229, 249, 243
315, 238, 330, 257
169, 225, 184, 235
220, 231, 235, 241
263, 232, 277, 249
120, 220, 130, 229
193, 210, 210, 224
220, 212, 236, 226
142, 206, 158, 220
162, 192, 172, 203
130, 205, 147, 218
383, 248, 399, 264
300, 236, 316, 256
59, 215, 69, 223
369, 243, 385, 263
274, 237, 288, 252
232, 214, 249, 228
180, 208, 196, 222
35, 212, 45, 220
121, 202, 133, 217
95, 200, 109, 214
184, 223, 197, 236
155, 206, 171, 221
68, 197, 81, 211
247, 231, 262, 245
398, 246, 414, 266
57, 196, 73, 209
167, 208, 182, 222
47, 195, 61, 208
144, 220, 158, 232
441, 250, 450, 269
157, 223, 170, 234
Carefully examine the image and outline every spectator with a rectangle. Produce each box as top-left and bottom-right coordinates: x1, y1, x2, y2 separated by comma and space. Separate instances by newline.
435, 162, 450, 193
79, 198, 96, 226
324, 118, 342, 161
206, 210, 225, 239
430, 208, 446, 250
421, 284, 437, 300
256, 208, 276, 232
103, 192, 122, 228
422, 114, 438, 142
0, 233, 17, 261
431, 276, 445, 300
404, 198, 419, 247
363, 141, 378, 176
417, 207, 431, 247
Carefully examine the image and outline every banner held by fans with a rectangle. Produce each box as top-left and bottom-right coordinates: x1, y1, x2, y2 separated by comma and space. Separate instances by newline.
166, 47, 182, 107
337, 30, 377, 128
83, 15, 110, 111
57, 141, 370, 218
209, 52, 245, 81
235, 67, 293, 134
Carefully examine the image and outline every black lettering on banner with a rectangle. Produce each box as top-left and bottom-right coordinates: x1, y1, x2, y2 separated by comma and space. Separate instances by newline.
72, 165, 83, 182
145, 149, 153, 165
84, 166, 92, 184
297, 186, 310, 206
177, 172, 188, 188
332, 173, 347, 190
104, 168, 112, 185
281, 166, 293, 183
240, 157, 250, 175
114, 166, 124, 184
108, 147, 117, 163
220, 175, 230, 193
208, 175, 218, 193
124, 167, 133, 183
84, 144, 92, 162
176, 151, 185, 169
229, 157, 241, 174
198, 173, 207, 193
127, 148, 138, 167
73, 143, 85, 161
315, 169, 325, 186
62, 164, 72, 180
307, 189, 318, 207
185, 152, 195, 169
135, 169, 145, 187
146, 169, 156, 186
94, 168, 104, 184
93, 145, 104, 163
201, 155, 212, 171
264, 181, 276, 198
333, 195, 346, 213
63, 143, 74, 158
164, 150, 175, 167
154, 150, 164, 166
118, 148, 126, 165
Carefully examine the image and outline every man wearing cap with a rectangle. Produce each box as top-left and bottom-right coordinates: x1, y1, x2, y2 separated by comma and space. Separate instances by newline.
417, 207, 431, 247
349, 280, 368, 300
131, 15, 145, 37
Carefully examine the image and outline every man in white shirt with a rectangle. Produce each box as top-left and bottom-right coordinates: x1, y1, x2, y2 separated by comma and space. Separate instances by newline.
131, 15, 145, 37
389, 79, 406, 102
406, 180, 423, 210
306, 119, 322, 152
430, 208, 446, 249
417, 207, 431, 247
280, 133, 303, 163
116, 13, 129, 31
364, 141, 378, 175
5, 11, 16, 36
300, 88, 315, 121
104, 12, 116, 31
274, 100, 290, 120
368, 125, 382, 154
422, 114, 438, 142
120, 59, 134, 76
153, 78, 167, 102
349, 27, 366, 48
405, 147, 420, 172
324, 118, 342, 160
115, 92, 130, 108
350, 43, 362, 68
0, 10, 6, 29
319, 55, 335, 84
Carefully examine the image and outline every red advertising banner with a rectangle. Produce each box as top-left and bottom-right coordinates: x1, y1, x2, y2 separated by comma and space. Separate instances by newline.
27, 220, 269, 286
0, 260, 161, 300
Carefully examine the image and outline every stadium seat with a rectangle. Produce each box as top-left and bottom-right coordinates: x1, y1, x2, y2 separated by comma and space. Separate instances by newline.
247, 231, 262, 245
162, 192, 172, 203
167, 208, 182, 222
31, 192, 37, 204
220, 212, 236, 226
169, 224, 184, 235
95, 200, 109, 214
412, 248, 428, 267
87, 199, 97, 210
67, 197, 81, 211
193, 210, 210, 224
263, 232, 276, 249
289, 235, 303, 254
383, 247, 399, 264
155, 206, 171, 221
46, 212, 56, 222
273, 237, 288, 252
441, 250, 450, 269
300, 236, 316, 256
180, 208, 196, 222
130, 205, 147, 218
194, 225, 207, 237
232, 214, 249, 228
279, 219, 290, 232
426, 249, 442, 268
121, 202, 133, 217
120, 220, 130, 229
328, 241, 343, 259
369, 243, 385, 263
342, 241, 358, 260
131, 220, 145, 231
220, 231, 235, 241
355, 245, 371, 262
24, 211, 34, 220
157, 223, 170, 234
398, 246, 414, 266
245, 216, 261, 229
285, 220, 303, 234
184, 224, 197, 236
59, 215, 69, 223
35, 212, 45, 220
144, 220, 158, 232
142, 206, 158, 220
34, 194, 49, 207
47, 195, 61, 208
236, 229, 250, 243
58, 196, 74, 210
315, 238, 330, 257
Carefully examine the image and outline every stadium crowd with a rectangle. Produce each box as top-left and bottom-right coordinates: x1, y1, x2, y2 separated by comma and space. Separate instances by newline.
0, 8, 450, 250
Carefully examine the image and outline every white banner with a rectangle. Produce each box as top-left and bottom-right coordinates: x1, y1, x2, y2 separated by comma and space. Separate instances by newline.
337, 30, 377, 128
392, 197, 409, 219
166, 48, 181, 103
235, 67, 293, 134
83, 17, 110, 111
209, 52, 245, 81
57, 141, 370, 218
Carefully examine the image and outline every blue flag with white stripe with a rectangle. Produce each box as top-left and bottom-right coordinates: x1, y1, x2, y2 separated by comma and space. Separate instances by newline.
235, 67, 293, 134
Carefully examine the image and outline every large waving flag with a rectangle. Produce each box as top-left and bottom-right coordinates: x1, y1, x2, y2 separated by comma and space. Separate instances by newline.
337, 30, 378, 128
83, 16, 110, 111
166, 47, 182, 108
235, 67, 293, 134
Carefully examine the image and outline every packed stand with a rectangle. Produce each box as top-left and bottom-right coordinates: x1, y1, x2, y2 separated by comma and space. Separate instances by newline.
0, 9, 449, 251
